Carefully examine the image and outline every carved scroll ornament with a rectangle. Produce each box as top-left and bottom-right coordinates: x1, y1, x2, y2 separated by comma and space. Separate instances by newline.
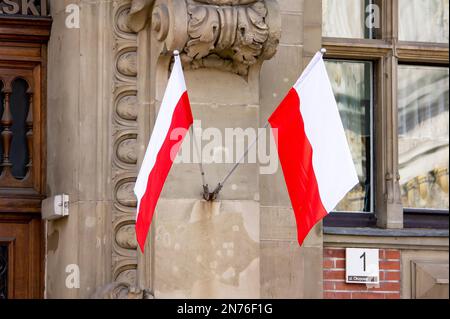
129, 0, 280, 75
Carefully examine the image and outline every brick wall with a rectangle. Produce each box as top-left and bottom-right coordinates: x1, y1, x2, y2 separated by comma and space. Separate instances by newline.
323, 248, 401, 299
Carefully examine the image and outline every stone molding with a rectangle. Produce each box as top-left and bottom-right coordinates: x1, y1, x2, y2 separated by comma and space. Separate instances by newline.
97, 0, 141, 299
96, 0, 280, 299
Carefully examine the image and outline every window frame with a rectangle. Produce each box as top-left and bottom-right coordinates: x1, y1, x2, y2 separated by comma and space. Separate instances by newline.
324, 58, 376, 214
322, 0, 450, 229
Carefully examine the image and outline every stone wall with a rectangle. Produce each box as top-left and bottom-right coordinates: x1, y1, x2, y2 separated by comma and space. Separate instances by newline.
260, 0, 323, 299
45, 0, 114, 298
44, 0, 325, 299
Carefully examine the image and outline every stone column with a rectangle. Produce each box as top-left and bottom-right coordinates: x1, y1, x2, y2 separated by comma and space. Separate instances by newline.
127, 0, 281, 298
259, 0, 324, 299
46, 0, 114, 298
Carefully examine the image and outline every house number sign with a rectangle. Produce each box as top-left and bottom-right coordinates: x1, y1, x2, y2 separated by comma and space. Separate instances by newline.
346, 248, 380, 284
0, 0, 48, 16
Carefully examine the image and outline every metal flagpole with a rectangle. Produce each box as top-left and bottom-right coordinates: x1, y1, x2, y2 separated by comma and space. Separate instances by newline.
210, 122, 270, 200
190, 125, 211, 200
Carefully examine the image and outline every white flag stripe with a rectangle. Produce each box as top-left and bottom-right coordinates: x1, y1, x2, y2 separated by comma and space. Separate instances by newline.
294, 54, 359, 213
134, 55, 187, 216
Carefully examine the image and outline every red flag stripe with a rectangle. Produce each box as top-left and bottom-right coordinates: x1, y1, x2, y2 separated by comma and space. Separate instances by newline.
136, 92, 193, 252
269, 88, 328, 245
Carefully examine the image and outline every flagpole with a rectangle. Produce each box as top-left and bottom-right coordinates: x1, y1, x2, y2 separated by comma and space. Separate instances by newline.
191, 125, 211, 199
210, 121, 270, 200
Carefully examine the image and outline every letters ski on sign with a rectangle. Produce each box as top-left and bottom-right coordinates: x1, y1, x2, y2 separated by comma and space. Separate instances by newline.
0, 0, 48, 17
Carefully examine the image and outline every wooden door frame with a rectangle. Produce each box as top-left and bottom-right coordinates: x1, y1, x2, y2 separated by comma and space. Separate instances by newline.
0, 14, 51, 299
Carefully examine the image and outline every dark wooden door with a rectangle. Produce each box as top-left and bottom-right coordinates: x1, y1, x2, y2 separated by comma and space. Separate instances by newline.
0, 16, 51, 299
0, 214, 42, 299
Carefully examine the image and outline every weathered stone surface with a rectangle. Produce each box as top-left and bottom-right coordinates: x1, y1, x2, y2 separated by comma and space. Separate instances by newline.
45, 0, 325, 300
154, 199, 260, 298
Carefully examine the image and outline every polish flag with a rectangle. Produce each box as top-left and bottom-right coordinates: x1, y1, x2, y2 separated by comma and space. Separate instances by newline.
134, 53, 193, 252
268, 51, 358, 246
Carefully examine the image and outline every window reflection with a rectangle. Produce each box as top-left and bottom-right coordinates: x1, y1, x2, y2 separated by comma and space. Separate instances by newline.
399, 0, 449, 43
323, 0, 378, 39
398, 65, 449, 210
325, 60, 373, 212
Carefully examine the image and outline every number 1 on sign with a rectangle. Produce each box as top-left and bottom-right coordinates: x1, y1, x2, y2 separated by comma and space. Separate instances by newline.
360, 252, 366, 272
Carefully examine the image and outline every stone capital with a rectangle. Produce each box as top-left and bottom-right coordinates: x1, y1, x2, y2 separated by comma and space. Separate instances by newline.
128, 0, 281, 75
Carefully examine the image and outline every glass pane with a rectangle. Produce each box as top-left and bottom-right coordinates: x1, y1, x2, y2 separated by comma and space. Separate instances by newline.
10, 78, 30, 180
0, 245, 7, 299
398, 65, 449, 210
325, 60, 373, 212
399, 0, 449, 43
323, 0, 379, 39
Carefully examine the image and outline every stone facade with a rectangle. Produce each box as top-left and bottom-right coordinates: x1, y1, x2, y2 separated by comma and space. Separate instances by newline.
41, 0, 449, 299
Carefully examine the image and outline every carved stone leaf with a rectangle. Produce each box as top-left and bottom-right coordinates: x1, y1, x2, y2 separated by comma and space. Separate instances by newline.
117, 95, 138, 121
117, 182, 137, 208
247, 2, 268, 31
195, 0, 257, 4
128, 0, 155, 32
117, 138, 138, 165
186, 5, 220, 60
116, 224, 138, 250
117, 8, 133, 33
117, 52, 138, 77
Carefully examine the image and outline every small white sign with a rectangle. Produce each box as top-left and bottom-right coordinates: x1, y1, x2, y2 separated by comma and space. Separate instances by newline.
346, 248, 380, 284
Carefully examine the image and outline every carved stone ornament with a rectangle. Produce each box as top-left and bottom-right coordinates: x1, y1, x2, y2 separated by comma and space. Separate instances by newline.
128, 0, 281, 75
92, 282, 154, 299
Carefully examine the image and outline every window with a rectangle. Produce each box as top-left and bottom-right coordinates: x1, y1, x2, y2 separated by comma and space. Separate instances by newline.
325, 60, 374, 213
322, 0, 449, 228
399, 0, 449, 43
398, 66, 449, 210
323, 0, 380, 39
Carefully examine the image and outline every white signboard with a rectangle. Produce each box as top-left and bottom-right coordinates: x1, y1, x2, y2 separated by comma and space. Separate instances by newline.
346, 248, 380, 284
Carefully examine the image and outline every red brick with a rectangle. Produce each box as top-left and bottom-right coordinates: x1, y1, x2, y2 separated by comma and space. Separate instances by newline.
376, 282, 401, 292
351, 292, 384, 299
334, 282, 368, 291
384, 293, 401, 299
380, 261, 400, 270
324, 270, 345, 280
324, 249, 345, 259
323, 282, 335, 291
324, 292, 351, 299
335, 259, 346, 269
383, 271, 401, 281
384, 250, 401, 260
323, 259, 334, 269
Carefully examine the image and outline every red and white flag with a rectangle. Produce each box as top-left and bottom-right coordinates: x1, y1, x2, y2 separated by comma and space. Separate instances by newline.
268, 51, 358, 246
134, 54, 193, 252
